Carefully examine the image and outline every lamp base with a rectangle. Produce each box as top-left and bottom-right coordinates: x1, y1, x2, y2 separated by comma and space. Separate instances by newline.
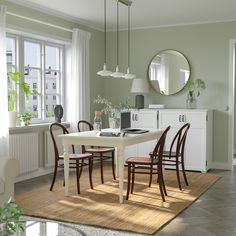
135, 95, 144, 109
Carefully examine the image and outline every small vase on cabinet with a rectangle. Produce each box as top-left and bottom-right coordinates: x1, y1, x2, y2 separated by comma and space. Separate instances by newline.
186, 93, 197, 109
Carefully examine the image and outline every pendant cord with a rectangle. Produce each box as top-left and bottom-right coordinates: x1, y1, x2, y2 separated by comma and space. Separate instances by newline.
117, 0, 119, 67
104, 0, 107, 64
128, 5, 130, 69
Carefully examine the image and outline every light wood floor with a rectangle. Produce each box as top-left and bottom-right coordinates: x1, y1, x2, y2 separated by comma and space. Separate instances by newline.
15, 164, 236, 236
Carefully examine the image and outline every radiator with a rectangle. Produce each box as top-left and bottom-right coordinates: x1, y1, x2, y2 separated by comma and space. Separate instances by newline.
9, 133, 39, 175
45, 129, 63, 168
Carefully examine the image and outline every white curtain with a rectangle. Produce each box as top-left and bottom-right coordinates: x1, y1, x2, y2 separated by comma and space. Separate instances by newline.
0, 5, 9, 157
66, 28, 91, 132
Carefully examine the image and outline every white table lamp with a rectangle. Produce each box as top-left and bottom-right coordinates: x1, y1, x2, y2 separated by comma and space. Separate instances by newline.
130, 78, 149, 109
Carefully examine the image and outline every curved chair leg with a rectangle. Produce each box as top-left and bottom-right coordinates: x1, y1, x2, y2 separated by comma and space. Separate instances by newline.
131, 164, 135, 194
50, 164, 58, 191
76, 160, 80, 194
111, 151, 116, 180
176, 162, 182, 190
78, 159, 84, 179
149, 164, 153, 187
160, 167, 167, 196
181, 155, 189, 186
126, 163, 131, 200
89, 157, 93, 189
158, 173, 165, 202
100, 153, 104, 184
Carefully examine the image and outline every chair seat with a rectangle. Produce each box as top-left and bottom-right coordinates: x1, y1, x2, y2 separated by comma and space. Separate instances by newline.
126, 156, 159, 165
85, 147, 115, 153
59, 153, 92, 160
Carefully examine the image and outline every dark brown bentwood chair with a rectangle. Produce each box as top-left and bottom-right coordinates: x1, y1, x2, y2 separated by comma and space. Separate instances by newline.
77, 120, 116, 184
162, 123, 191, 190
49, 123, 93, 194
126, 126, 170, 202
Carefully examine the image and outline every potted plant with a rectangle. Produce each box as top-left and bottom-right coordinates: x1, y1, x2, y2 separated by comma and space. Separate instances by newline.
0, 199, 24, 235
8, 72, 37, 127
17, 112, 32, 126
94, 95, 131, 128
185, 78, 206, 109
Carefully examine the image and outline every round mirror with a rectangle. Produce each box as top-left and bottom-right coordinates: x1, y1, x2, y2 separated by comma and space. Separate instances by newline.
148, 50, 190, 95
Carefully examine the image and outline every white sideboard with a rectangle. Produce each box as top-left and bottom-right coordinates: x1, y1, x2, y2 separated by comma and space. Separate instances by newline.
124, 109, 159, 162
159, 109, 213, 172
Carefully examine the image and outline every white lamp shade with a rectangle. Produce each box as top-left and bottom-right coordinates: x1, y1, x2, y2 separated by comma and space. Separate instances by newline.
123, 67, 136, 79
97, 63, 112, 76
130, 78, 149, 93
111, 66, 125, 78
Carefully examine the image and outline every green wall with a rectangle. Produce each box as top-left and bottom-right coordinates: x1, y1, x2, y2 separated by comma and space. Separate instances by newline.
103, 22, 236, 164
2, 0, 235, 166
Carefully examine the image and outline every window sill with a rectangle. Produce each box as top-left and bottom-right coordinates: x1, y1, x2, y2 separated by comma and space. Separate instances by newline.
9, 121, 70, 134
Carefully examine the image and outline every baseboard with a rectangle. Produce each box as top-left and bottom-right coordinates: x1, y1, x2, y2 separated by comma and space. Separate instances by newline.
15, 168, 54, 183
211, 161, 232, 170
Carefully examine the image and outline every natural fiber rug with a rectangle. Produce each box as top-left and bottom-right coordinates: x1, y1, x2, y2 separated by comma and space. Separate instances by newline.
15, 166, 220, 235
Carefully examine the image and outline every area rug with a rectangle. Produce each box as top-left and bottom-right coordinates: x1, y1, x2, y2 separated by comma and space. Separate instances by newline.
15, 167, 220, 235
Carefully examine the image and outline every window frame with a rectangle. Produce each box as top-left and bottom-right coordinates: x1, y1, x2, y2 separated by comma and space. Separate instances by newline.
6, 32, 65, 124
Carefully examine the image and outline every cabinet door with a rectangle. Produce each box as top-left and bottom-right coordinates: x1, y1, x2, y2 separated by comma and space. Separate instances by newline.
138, 140, 157, 156
137, 110, 158, 129
159, 111, 185, 128
130, 111, 139, 128
184, 128, 206, 172
124, 144, 138, 163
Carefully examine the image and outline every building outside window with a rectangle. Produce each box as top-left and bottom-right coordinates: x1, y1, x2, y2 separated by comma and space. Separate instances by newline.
6, 33, 64, 122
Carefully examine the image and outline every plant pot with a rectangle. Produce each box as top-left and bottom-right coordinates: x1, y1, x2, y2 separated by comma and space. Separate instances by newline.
8, 111, 17, 127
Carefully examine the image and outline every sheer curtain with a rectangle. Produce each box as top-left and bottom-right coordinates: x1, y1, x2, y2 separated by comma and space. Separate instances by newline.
66, 28, 91, 132
0, 5, 9, 157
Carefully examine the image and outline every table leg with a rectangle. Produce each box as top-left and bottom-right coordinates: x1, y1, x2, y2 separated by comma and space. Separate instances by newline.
117, 147, 124, 203
115, 147, 118, 178
64, 144, 69, 196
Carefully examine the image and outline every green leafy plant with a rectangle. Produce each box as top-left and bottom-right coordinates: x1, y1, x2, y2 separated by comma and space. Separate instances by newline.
94, 95, 131, 117
17, 112, 32, 126
0, 199, 24, 234
185, 78, 206, 98
8, 72, 38, 112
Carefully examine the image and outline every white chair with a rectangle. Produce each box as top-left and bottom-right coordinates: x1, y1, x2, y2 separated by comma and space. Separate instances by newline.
0, 157, 20, 207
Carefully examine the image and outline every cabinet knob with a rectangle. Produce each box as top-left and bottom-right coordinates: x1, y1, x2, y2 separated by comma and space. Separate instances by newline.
135, 114, 138, 121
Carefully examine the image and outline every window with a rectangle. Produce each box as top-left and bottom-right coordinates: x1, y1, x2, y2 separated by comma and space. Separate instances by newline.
6, 33, 64, 122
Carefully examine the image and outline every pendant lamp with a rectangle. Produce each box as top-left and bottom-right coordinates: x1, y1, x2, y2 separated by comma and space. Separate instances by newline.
111, 0, 125, 78
97, 0, 112, 76
123, 4, 136, 79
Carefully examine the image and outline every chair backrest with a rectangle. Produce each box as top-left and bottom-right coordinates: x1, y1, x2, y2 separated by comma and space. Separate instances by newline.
77, 120, 94, 153
49, 122, 75, 161
151, 126, 171, 167
77, 120, 94, 132
169, 123, 191, 156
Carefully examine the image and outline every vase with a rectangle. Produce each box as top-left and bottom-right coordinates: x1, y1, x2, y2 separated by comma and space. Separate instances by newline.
54, 105, 63, 123
108, 113, 120, 129
186, 94, 197, 109
8, 111, 17, 127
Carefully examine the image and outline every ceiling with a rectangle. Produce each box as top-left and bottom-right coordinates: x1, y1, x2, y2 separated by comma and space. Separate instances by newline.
7, 0, 236, 31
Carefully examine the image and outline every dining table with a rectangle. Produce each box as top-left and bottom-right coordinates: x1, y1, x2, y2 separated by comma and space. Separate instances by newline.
59, 128, 164, 203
